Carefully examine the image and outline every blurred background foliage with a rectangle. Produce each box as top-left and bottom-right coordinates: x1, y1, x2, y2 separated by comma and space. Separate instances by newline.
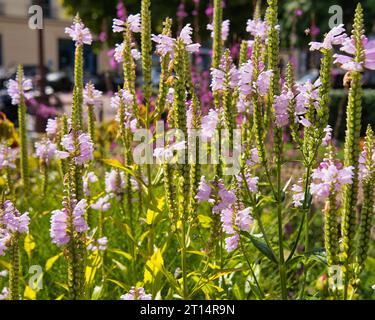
61, 0, 375, 49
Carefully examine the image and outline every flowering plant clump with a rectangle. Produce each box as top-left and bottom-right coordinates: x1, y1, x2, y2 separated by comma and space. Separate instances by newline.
0, 0, 373, 301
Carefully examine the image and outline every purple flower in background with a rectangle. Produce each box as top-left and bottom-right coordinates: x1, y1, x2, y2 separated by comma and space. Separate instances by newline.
235, 207, 253, 231
195, 176, 213, 203
83, 171, 98, 197
246, 148, 259, 167
246, 19, 269, 40
50, 209, 70, 246
294, 8, 303, 17
98, 237, 108, 250
131, 48, 141, 61
98, 31, 107, 43
322, 125, 333, 146
225, 234, 239, 252
113, 14, 141, 33
83, 83, 102, 107
0, 144, 18, 170
91, 195, 111, 212
0, 230, 11, 256
310, 25, 320, 37
309, 24, 347, 51
105, 170, 125, 196
116, 0, 126, 20
121, 287, 152, 300
200, 109, 218, 139
87, 236, 108, 251
35, 139, 58, 165
65, 21, 92, 45
177, 3, 188, 19
45, 118, 58, 139
359, 146, 375, 182
205, 4, 213, 17
7, 76, 33, 105
110, 89, 134, 110
237, 172, 259, 193
291, 181, 304, 207
207, 20, 230, 41
295, 79, 321, 127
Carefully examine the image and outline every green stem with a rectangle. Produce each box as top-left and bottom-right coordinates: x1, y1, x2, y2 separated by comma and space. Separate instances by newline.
9, 236, 20, 300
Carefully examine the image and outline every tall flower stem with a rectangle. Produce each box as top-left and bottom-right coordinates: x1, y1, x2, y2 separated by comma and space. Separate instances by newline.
356, 125, 374, 276
9, 236, 20, 300
174, 41, 190, 299
17, 65, 29, 195
342, 4, 364, 299
65, 170, 85, 299
141, 0, 153, 199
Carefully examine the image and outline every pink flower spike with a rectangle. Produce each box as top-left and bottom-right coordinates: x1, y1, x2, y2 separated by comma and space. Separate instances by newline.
65, 21, 92, 45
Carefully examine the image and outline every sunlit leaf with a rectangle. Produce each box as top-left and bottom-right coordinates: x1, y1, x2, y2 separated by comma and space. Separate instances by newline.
24, 233, 36, 260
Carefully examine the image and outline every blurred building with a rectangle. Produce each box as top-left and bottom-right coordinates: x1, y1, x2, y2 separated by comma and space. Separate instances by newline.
0, 0, 108, 75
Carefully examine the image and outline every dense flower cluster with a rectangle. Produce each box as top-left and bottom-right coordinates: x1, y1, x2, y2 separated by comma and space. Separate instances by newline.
112, 14, 141, 33
310, 159, 354, 201
0, 144, 18, 170
83, 83, 103, 107
0, 201, 29, 256
65, 21, 92, 45
50, 199, 88, 246
7, 76, 33, 105
61, 132, 94, 165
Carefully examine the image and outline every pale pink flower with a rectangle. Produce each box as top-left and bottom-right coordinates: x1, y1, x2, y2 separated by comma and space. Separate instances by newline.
334, 35, 375, 71
309, 24, 347, 51
65, 21, 92, 45
113, 14, 141, 33
7, 77, 33, 105
83, 83, 102, 107
322, 125, 333, 146
207, 19, 230, 41
200, 109, 218, 139
246, 19, 269, 40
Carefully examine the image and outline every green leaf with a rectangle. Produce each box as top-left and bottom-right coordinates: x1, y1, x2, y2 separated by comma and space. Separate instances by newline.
244, 233, 278, 263
23, 286, 37, 300
45, 253, 62, 272
110, 249, 133, 261
107, 279, 126, 290
24, 233, 36, 260
0, 258, 11, 270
